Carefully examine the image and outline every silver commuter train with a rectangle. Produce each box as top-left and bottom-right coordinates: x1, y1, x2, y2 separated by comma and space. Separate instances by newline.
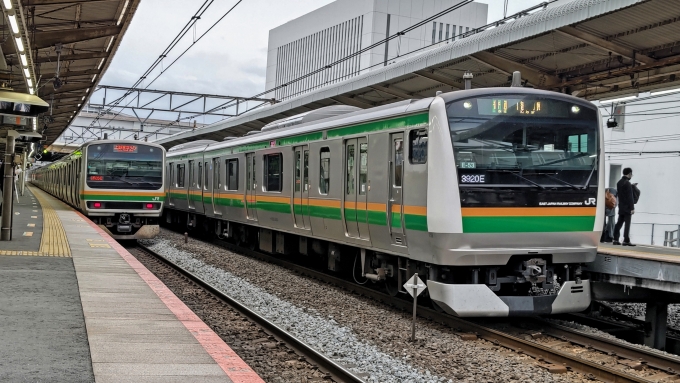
31, 140, 166, 239
164, 87, 604, 316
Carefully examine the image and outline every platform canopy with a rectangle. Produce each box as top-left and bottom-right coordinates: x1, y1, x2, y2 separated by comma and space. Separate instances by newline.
0, 0, 140, 153
155, 0, 680, 149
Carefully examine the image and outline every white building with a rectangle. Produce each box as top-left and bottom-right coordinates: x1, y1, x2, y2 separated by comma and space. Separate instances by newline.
265, 0, 488, 101
601, 90, 680, 246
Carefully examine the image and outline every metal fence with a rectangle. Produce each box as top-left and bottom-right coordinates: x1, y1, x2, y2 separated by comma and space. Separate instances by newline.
626, 222, 680, 246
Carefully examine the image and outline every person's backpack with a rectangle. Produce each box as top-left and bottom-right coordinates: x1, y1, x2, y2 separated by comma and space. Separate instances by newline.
632, 184, 641, 204
605, 189, 616, 210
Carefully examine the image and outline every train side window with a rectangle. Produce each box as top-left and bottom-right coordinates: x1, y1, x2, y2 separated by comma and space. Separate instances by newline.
359, 143, 368, 195
177, 164, 185, 187
346, 144, 355, 194
213, 159, 221, 190
197, 162, 203, 188
188, 160, 195, 187
168, 163, 174, 188
409, 129, 428, 164
319, 148, 330, 195
226, 159, 238, 190
204, 162, 209, 190
264, 153, 282, 192
394, 139, 403, 187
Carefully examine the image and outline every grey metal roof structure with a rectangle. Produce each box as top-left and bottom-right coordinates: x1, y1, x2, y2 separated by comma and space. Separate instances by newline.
0, 0, 141, 153
156, 0, 680, 148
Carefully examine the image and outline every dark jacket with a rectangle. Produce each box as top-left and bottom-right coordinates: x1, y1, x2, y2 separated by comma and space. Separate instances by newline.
616, 176, 635, 214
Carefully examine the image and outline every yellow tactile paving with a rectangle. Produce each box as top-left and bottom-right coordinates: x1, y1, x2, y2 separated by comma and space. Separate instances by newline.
0, 187, 73, 257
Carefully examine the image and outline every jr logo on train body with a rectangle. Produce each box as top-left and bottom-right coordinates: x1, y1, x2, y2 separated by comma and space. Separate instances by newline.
584, 198, 597, 206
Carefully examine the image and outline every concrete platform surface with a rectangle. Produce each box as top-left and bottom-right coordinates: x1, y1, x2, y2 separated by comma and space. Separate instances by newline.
0, 186, 265, 383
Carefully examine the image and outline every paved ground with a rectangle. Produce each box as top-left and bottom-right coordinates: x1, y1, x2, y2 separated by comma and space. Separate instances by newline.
0, 188, 43, 252
0, 256, 94, 382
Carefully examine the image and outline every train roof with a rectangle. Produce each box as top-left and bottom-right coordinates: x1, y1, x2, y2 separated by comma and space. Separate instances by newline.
37, 139, 166, 169
167, 97, 434, 157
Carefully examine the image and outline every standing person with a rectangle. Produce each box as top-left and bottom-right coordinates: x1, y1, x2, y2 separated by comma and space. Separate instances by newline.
613, 168, 635, 246
601, 187, 617, 243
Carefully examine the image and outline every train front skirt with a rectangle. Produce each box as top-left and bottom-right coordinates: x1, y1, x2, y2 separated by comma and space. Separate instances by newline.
427, 280, 592, 317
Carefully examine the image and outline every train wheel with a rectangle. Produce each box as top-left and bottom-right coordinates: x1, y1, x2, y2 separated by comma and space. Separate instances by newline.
385, 277, 400, 297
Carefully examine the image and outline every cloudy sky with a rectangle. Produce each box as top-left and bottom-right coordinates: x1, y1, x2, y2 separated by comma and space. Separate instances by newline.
98, 0, 546, 122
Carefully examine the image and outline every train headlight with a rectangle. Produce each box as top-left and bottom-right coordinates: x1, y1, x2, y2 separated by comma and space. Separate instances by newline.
571, 105, 580, 114
463, 101, 473, 110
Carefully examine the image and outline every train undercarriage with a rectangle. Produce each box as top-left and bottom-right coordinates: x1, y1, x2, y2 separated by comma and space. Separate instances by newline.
163, 210, 592, 317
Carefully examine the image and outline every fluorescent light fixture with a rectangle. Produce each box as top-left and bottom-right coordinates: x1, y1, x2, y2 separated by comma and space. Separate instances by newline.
106, 37, 114, 52
600, 95, 636, 104
92, 74, 97, 82
26, 78, 32, 87
3, 0, 12, 10
97, 58, 105, 70
19, 53, 27, 66
86, 88, 90, 93
8, 14, 19, 34
28, 87, 33, 95
81, 96, 85, 101
23, 68, 29, 78
78, 103, 81, 107
117, 0, 129, 25
15, 37, 23, 52
651, 87, 680, 96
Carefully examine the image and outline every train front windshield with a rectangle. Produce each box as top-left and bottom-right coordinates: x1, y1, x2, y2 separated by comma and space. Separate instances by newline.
446, 96, 599, 207
86, 143, 163, 190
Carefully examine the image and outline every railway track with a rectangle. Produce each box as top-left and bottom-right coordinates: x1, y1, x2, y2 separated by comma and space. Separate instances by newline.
129, 243, 366, 383
142, 230, 680, 383
205, 236, 680, 383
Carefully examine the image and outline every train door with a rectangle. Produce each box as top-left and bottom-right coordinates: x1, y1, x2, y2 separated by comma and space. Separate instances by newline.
245, 153, 258, 221
167, 163, 174, 207
187, 160, 195, 210
344, 137, 369, 239
388, 133, 406, 245
203, 161, 209, 213
75, 159, 81, 209
211, 158, 221, 216
292, 146, 310, 229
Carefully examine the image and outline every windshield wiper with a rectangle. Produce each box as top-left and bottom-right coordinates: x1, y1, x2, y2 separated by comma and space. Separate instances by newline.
486, 169, 545, 190
525, 152, 590, 169
580, 159, 597, 190
112, 175, 135, 185
538, 173, 579, 190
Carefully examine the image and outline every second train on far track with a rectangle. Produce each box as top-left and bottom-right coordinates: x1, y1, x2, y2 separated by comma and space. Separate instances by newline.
164, 85, 604, 317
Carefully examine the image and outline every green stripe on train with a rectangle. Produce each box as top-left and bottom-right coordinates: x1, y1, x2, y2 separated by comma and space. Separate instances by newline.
327, 113, 428, 138
462, 216, 595, 233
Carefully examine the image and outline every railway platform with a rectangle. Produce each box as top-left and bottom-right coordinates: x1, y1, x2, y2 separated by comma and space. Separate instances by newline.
587, 244, 680, 351
0, 186, 264, 382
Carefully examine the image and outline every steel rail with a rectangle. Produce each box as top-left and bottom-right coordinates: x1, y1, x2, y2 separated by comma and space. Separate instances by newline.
536, 321, 680, 374
201, 237, 677, 383
132, 244, 366, 383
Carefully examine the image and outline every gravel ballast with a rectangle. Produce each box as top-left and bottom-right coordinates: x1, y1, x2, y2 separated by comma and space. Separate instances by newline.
142, 229, 588, 383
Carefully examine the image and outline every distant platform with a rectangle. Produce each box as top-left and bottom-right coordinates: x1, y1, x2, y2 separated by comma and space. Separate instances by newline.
0, 186, 264, 383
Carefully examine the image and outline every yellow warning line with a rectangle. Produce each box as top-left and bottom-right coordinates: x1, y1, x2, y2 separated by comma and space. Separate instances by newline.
1, 186, 74, 257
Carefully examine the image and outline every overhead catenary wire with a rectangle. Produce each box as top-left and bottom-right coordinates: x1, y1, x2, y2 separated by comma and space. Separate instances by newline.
66, 0, 238, 146
96, 0, 245, 144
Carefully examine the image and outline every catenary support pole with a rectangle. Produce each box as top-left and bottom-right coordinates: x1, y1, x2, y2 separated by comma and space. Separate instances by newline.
1, 133, 17, 241
644, 302, 668, 350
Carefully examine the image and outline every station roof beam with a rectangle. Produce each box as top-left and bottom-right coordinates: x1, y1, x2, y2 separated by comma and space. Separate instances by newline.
555, 26, 657, 66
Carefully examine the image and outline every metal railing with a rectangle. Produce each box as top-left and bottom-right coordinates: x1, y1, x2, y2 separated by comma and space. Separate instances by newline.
612, 222, 680, 246
665, 226, 680, 247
